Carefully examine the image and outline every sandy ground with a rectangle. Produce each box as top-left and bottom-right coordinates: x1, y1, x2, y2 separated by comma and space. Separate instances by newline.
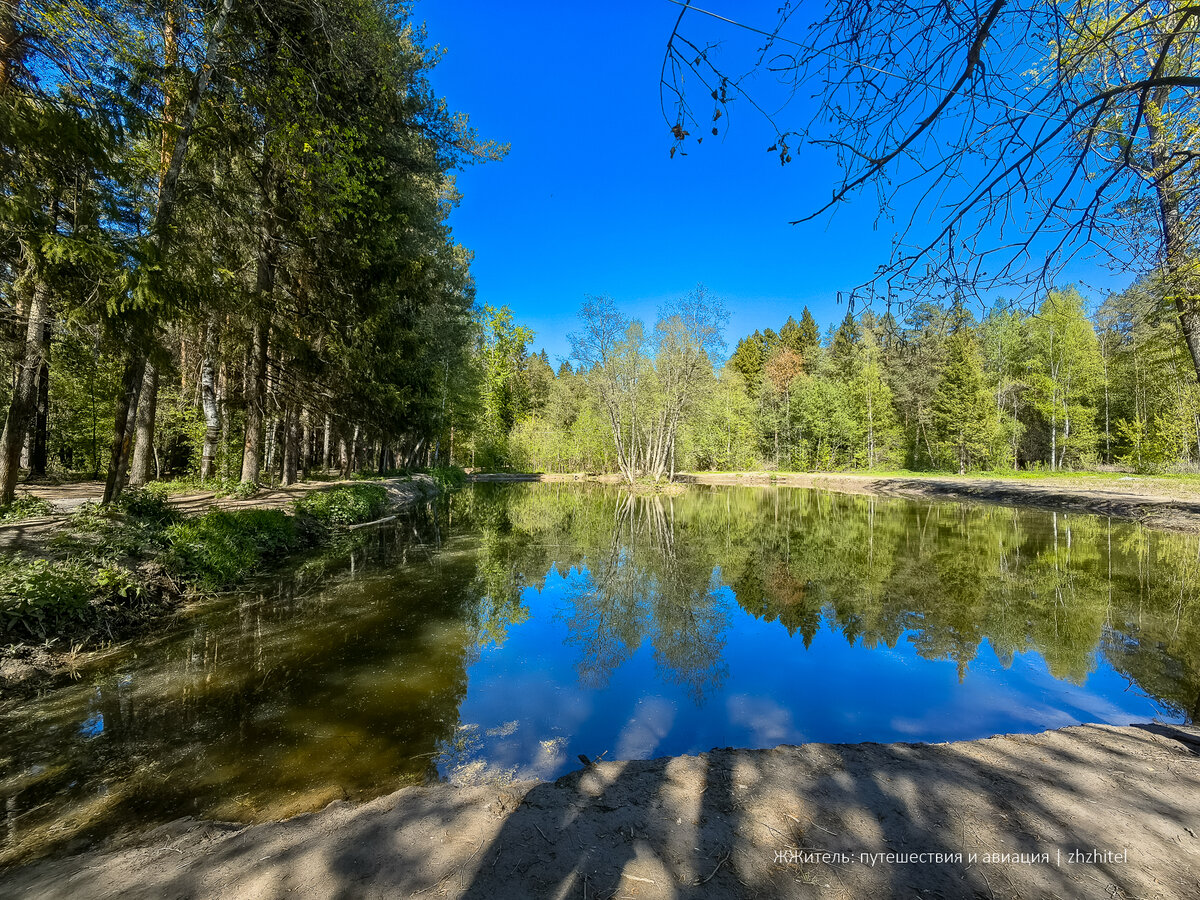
472, 471, 1200, 532
2, 723, 1197, 899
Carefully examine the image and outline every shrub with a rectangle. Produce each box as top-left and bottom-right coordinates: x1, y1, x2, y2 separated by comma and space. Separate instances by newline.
0, 496, 54, 522
164, 508, 300, 590
0, 557, 141, 640
115, 486, 179, 525
430, 465, 467, 493
291, 484, 389, 527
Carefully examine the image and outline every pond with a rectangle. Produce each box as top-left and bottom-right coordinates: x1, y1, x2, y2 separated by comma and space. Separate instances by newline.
2, 482, 1198, 864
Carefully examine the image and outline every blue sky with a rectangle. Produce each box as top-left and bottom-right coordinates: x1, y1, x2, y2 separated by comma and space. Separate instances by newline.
418, 1, 1131, 363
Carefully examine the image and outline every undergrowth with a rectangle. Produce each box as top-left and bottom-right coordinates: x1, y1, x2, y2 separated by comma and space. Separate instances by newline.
2, 483, 406, 643
429, 465, 467, 493
291, 483, 389, 528
0, 496, 54, 522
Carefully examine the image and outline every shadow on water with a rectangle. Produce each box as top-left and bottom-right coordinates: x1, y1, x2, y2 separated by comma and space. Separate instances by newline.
2, 482, 1200, 873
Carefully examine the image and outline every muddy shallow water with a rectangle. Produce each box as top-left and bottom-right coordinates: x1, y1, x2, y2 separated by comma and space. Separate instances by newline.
1, 483, 1197, 863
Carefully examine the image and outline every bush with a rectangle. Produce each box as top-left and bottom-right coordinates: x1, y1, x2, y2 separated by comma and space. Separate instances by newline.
0, 556, 140, 639
163, 508, 300, 590
115, 486, 179, 525
0, 496, 54, 522
430, 465, 467, 493
291, 484, 389, 527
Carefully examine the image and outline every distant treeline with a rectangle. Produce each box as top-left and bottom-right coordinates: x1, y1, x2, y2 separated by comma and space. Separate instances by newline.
466, 283, 1200, 476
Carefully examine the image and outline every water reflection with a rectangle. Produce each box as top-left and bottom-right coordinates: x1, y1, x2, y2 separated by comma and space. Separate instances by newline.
1, 483, 1197, 866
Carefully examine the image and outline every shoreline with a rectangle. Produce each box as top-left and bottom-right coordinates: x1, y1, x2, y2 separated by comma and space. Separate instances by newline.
470, 470, 1200, 532
4, 722, 1198, 898
0, 476, 438, 691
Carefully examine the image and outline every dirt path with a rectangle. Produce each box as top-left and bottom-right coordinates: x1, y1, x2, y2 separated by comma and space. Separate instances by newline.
0, 476, 435, 553
3, 723, 1197, 899
473, 471, 1200, 532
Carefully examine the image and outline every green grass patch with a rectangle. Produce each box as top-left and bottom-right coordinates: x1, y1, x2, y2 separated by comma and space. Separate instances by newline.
0, 556, 142, 640
429, 465, 466, 493
0, 496, 54, 522
291, 483, 390, 527
163, 508, 300, 591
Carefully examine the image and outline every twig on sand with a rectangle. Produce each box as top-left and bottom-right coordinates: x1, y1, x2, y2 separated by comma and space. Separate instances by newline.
694, 851, 731, 886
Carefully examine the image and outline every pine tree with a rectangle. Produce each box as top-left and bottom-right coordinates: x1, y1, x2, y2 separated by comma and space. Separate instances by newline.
932, 321, 997, 473
798, 307, 821, 360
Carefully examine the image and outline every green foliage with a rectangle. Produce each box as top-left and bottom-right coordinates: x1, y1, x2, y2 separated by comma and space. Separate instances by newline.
114, 487, 179, 525
163, 509, 300, 591
0, 496, 54, 521
0, 556, 141, 640
931, 323, 999, 472
291, 484, 389, 527
430, 465, 467, 493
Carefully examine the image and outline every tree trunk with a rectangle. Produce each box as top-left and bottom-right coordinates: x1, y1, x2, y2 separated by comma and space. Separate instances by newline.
0, 0, 20, 94
240, 318, 269, 483
129, 363, 159, 487
199, 322, 220, 480
30, 360, 48, 478
281, 407, 299, 486
102, 0, 235, 504
217, 360, 230, 479
300, 409, 312, 476
102, 355, 146, 503
0, 280, 50, 505
322, 414, 332, 469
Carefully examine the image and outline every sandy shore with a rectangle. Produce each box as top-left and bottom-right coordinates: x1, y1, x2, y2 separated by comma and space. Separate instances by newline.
472, 471, 1200, 532
3, 723, 1197, 898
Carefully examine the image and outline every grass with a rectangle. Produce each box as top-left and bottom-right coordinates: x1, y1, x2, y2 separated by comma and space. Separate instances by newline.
143, 476, 259, 500
429, 465, 467, 493
0, 555, 146, 641
0, 496, 54, 522
163, 508, 301, 591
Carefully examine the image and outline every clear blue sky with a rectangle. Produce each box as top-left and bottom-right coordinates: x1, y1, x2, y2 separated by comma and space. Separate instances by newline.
417, 0, 1128, 363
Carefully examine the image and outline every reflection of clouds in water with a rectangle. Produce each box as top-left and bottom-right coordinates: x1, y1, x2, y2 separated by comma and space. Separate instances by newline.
527, 737, 567, 777
616, 696, 676, 759
890, 699, 1076, 738
442, 727, 568, 783
725, 694, 805, 747
887, 659, 1152, 738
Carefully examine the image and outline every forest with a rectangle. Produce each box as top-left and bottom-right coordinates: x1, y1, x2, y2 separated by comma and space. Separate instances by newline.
470, 283, 1200, 479
1, 0, 499, 509
4, 2, 1200, 506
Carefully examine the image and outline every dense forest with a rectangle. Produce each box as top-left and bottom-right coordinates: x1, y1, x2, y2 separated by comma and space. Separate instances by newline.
0, 0, 500, 506
472, 285, 1200, 478
4, 3, 1200, 504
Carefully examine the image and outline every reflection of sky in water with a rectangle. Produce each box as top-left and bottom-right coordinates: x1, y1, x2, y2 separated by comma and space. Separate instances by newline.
447, 564, 1173, 782
8, 485, 1195, 865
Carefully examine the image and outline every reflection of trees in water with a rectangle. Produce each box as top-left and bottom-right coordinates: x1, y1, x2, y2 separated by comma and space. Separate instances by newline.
477, 484, 1200, 719
458, 486, 732, 704
552, 492, 730, 704
0, 508, 477, 865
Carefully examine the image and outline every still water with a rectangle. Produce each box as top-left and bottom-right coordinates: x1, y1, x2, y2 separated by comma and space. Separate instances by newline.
2, 483, 1198, 862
